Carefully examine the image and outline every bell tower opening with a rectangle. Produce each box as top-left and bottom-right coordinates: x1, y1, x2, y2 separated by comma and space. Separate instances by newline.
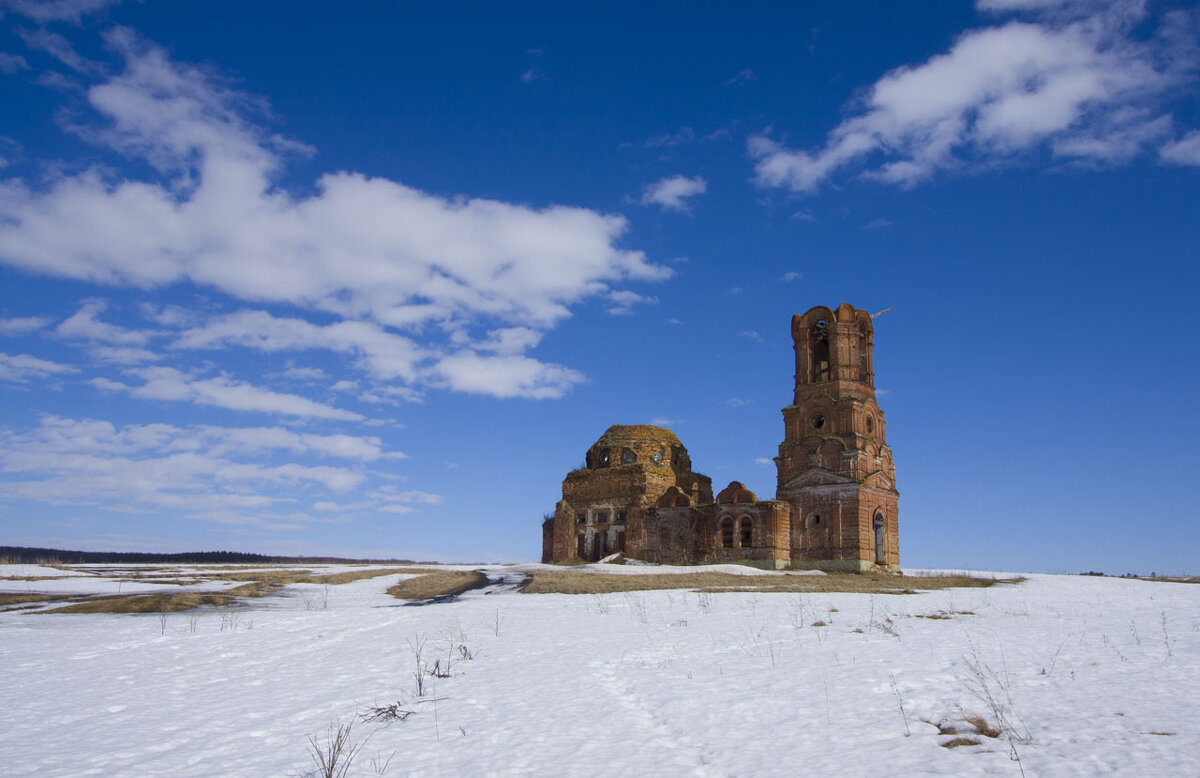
811, 320, 830, 382
874, 513, 886, 564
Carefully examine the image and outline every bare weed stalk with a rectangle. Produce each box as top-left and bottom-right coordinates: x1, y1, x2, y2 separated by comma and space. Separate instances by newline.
963, 642, 1030, 775
304, 720, 369, 778
408, 635, 428, 697
888, 672, 911, 737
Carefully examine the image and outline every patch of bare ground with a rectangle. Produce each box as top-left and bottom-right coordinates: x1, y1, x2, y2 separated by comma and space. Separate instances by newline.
40, 591, 244, 614
387, 570, 488, 601
0, 593, 74, 608
522, 570, 1016, 595
34, 567, 431, 614
0, 575, 75, 581
941, 737, 982, 749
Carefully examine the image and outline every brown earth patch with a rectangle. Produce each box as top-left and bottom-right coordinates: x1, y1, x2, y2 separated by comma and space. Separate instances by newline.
387, 570, 488, 601
522, 570, 1013, 595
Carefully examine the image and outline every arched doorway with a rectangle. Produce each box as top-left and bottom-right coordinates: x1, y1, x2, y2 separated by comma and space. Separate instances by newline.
873, 513, 886, 564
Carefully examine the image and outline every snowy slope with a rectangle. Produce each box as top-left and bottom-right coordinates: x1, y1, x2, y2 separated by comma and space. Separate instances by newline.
1, 567, 1197, 777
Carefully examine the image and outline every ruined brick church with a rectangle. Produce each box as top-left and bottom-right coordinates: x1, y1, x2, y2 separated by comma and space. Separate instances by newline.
541, 303, 899, 571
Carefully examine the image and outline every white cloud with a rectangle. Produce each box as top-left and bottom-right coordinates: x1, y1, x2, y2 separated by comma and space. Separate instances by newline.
639, 175, 708, 213
0, 415, 393, 521
644, 126, 696, 148
0, 0, 121, 23
737, 330, 762, 342
56, 299, 150, 345
0, 31, 668, 326
724, 68, 756, 86
606, 290, 658, 316
0, 352, 77, 382
0, 53, 30, 74
863, 218, 892, 230
750, 3, 1199, 192
0, 30, 670, 400
280, 365, 327, 381
781, 271, 802, 282
358, 385, 423, 405
432, 352, 584, 399
754, 457, 773, 466
88, 345, 161, 364
723, 397, 751, 408
1161, 130, 1200, 166
91, 366, 364, 420
0, 315, 52, 335
173, 310, 424, 381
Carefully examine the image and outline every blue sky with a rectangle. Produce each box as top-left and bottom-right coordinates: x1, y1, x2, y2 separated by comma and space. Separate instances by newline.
0, 0, 1197, 573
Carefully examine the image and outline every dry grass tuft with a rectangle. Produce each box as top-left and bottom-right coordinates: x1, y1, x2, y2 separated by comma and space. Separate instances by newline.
0, 593, 74, 607
387, 570, 488, 601
941, 736, 982, 749
41, 591, 240, 614
522, 569, 1010, 596
913, 610, 976, 620
963, 714, 1002, 739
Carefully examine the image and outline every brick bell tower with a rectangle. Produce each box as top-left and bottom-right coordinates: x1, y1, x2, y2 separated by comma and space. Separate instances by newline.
776, 303, 899, 571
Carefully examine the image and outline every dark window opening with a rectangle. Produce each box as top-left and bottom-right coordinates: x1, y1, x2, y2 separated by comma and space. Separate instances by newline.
811, 514, 821, 526
720, 519, 734, 549
597, 448, 610, 468
577, 534, 586, 558
738, 517, 752, 548
616, 510, 626, 524
576, 514, 586, 524
866, 416, 874, 433
874, 513, 885, 564
596, 511, 608, 524
811, 413, 825, 430
811, 320, 830, 382
859, 327, 871, 382
616, 530, 626, 554
620, 447, 636, 464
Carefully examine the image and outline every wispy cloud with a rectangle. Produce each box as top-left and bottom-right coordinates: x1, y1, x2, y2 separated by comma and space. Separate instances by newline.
0, 315, 52, 335
750, 1, 1200, 192
607, 290, 658, 316
723, 68, 756, 86
0, 352, 77, 382
638, 174, 708, 213
91, 366, 364, 421
781, 271, 802, 282
1, 0, 121, 24
0, 415, 412, 524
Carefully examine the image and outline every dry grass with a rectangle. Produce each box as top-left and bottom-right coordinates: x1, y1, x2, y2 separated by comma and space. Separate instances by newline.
522, 569, 1012, 596
42, 591, 242, 614
387, 570, 488, 601
0, 592, 74, 607
32, 566, 431, 614
941, 737, 982, 749
963, 714, 1002, 739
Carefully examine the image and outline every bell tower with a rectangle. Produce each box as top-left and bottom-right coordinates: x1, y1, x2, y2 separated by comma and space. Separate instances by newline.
776, 303, 899, 570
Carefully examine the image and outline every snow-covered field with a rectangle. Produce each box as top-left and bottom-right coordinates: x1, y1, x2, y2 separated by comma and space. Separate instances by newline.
2, 564, 1197, 777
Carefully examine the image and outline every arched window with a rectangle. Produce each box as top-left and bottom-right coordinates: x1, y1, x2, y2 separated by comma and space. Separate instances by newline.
874, 513, 886, 564
738, 517, 752, 548
811, 320, 830, 382
620, 447, 637, 464
720, 518, 734, 549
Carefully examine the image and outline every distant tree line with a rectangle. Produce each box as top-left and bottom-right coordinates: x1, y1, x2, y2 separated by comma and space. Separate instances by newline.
0, 546, 422, 565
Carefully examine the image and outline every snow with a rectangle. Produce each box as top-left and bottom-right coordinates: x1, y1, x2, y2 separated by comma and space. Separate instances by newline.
2, 566, 1198, 776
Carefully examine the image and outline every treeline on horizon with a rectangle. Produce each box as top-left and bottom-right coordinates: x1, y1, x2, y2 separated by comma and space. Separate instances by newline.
0, 546, 423, 565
